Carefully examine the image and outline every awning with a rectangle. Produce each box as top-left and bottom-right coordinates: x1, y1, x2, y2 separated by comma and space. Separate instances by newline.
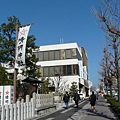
22, 76, 44, 84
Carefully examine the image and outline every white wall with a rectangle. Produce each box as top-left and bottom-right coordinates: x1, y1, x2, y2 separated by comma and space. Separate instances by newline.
36, 59, 79, 67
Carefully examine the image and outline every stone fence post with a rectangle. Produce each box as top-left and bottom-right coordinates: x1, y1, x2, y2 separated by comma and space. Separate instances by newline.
26, 95, 30, 102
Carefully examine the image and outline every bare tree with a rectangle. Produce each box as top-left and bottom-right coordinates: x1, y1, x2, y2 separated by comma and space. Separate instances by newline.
53, 66, 68, 93
107, 35, 120, 98
93, 0, 120, 36
93, 0, 120, 101
99, 47, 116, 96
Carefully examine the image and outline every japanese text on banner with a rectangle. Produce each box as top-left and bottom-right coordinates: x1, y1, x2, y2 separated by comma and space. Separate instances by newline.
15, 25, 31, 69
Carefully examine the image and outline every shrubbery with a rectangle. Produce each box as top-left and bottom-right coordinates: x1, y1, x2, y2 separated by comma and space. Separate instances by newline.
104, 95, 120, 113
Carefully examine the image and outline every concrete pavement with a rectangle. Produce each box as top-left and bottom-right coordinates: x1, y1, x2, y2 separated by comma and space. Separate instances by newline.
69, 96, 119, 120
32, 96, 119, 120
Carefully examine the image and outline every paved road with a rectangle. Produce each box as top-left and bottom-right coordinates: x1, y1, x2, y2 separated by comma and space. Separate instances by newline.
34, 100, 88, 120
32, 96, 119, 120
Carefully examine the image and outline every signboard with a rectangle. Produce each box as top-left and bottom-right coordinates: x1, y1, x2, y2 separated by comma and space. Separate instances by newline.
0, 86, 4, 105
3, 86, 14, 105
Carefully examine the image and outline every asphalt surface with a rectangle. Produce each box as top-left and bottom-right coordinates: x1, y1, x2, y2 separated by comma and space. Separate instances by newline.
31, 96, 119, 120
35, 100, 88, 120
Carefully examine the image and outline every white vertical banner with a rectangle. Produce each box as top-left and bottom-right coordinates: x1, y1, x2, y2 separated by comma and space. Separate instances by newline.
15, 25, 31, 69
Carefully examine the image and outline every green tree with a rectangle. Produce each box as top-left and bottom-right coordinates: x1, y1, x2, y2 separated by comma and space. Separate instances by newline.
0, 16, 20, 63
93, 0, 120, 101
0, 16, 40, 99
39, 77, 52, 94
69, 82, 78, 97
0, 16, 39, 77
0, 65, 13, 85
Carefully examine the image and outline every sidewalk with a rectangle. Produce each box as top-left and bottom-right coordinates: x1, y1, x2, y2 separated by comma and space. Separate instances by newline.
54, 99, 84, 110
54, 100, 76, 110
70, 96, 119, 120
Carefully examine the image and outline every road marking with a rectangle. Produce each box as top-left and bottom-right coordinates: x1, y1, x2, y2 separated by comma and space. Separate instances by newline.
45, 118, 54, 120
60, 101, 85, 114
61, 108, 73, 113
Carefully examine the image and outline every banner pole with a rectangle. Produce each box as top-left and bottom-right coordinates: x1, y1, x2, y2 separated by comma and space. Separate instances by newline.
13, 23, 33, 103
13, 24, 19, 103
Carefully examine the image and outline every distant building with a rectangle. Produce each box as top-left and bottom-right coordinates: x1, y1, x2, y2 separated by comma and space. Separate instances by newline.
33, 42, 92, 96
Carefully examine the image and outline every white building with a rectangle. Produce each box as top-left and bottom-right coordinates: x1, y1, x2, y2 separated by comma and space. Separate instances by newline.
33, 42, 92, 96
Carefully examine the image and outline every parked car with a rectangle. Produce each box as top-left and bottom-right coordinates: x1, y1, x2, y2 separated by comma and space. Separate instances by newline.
79, 93, 85, 100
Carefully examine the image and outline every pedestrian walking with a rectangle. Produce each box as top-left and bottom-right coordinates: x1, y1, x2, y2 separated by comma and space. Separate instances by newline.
89, 91, 96, 112
63, 91, 70, 108
73, 91, 80, 108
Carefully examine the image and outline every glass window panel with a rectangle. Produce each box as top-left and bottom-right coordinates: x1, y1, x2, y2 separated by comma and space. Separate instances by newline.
43, 67, 49, 76
72, 49, 77, 58
61, 50, 65, 60
60, 66, 64, 76
55, 50, 60, 60
54, 66, 60, 76
43, 51, 48, 61
59, 66, 63, 75
66, 49, 72, 59
73, 64, 79, 75
71, 65, 74, 75
39, 52, 43, 61
63, 65, 66, 75
67, 65, 72, 75
49, 51, 54, 60
49, 66, 54, 76
73, 64, 77, 75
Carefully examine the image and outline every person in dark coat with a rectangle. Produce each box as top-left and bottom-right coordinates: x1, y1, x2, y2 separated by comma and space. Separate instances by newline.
63, 91, 70, 108
73, 91, 80, 108
89, 91, 96, 111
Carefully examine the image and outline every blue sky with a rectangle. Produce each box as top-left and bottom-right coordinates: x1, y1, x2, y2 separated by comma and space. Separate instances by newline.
0, 0, 106, 87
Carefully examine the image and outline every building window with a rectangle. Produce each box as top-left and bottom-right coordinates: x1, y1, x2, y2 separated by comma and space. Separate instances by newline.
66, 49, 72, 59
73, 64, 77, 75
73, 64, 79, 75
43, 67, 49, 76
43, 51, 49, 61
39, 52, 43, 61
49, 51, 54, 60
63, 65, 66, 75
49, 66, 54, 76
67, 65, 72, 75
72, 49, 77, 58
60, 66, 64, 75
54, 66, 60, 76
55, 50, 60, 60
61, 49, 65, 60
